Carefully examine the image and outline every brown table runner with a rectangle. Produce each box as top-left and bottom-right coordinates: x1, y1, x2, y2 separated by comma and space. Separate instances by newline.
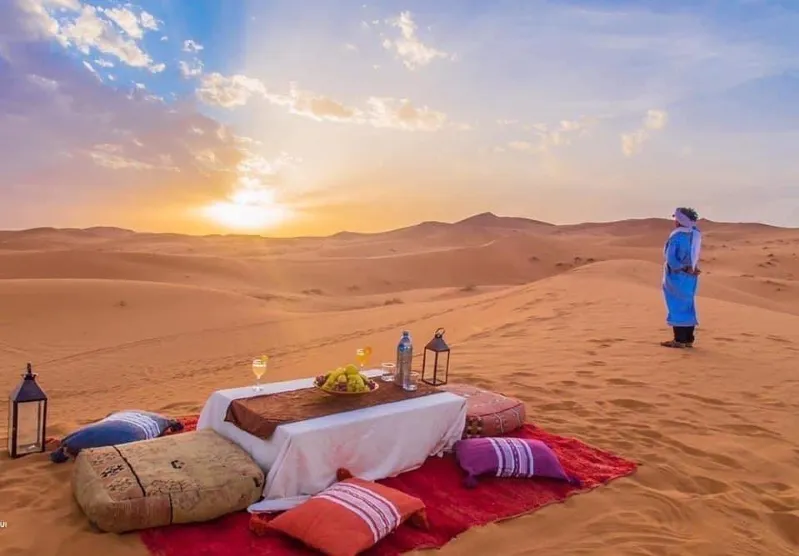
225, 382, 441, 440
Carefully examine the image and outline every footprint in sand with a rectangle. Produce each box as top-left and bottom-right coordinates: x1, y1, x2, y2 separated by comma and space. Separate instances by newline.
717, 423, 782, 440
507, 370, 539, 382
679, 392, 731, 407
766, 335, 791, 344
588, 337, 626, 348
583, 360, 607, 367
713, 336, 737, 343
538, 400, 581, 412
657, 418, 697, 431
608, 398, 657, 411
606, 377, 646, 386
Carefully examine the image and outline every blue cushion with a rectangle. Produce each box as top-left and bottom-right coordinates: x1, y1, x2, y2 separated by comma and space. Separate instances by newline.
50, 410, 182, 463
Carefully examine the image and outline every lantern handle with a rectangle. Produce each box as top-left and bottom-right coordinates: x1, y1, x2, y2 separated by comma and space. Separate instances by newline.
23, 362, 36, 379
435, 328, 445, 337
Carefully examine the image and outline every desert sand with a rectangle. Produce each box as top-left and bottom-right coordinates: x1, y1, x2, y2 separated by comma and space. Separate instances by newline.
1, 212, 798, 556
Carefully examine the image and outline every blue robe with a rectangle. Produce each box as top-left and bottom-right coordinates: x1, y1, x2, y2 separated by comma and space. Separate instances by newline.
662, 230, 699, 327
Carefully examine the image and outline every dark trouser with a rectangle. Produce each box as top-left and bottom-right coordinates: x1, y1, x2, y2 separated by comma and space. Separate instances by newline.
673, 326, 695, 344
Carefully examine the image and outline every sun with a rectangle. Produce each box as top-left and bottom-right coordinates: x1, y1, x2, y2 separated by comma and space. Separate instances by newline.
202, 187, 292, 231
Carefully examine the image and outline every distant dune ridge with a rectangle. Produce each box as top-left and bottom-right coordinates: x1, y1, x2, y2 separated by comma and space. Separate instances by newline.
1, 213, 798, 556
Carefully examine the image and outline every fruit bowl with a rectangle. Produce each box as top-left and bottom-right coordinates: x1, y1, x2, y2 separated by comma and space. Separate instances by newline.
313, 366, 379, 396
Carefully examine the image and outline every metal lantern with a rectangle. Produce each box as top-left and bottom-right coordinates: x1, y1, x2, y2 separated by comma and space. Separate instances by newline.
8, 363, 48, 458
421, 328, 450, 386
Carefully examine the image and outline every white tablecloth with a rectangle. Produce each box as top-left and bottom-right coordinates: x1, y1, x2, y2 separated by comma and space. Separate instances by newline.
197, 369, 467, 512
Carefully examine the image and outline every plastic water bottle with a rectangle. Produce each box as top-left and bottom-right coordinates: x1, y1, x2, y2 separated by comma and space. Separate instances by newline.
396, 331, 416, 391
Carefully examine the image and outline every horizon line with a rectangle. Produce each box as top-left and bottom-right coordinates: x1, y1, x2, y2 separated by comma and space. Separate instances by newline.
0, 211, 793, 240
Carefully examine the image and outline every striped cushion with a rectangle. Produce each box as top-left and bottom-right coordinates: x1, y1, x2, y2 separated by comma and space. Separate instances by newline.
102, 411, 165, 438
51, 410, 181, 463
267, 477, 427, 555
454, 437, 578, 487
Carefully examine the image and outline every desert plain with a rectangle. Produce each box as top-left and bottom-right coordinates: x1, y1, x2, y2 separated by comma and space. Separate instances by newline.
0, 212, 798, 556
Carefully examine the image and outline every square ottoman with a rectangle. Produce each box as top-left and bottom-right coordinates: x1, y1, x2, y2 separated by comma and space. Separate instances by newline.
72, 429, 264, 533
441, 383, 526, 438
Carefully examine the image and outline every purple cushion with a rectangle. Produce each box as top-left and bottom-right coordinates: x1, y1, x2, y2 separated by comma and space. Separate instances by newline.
454, 437, 580, 488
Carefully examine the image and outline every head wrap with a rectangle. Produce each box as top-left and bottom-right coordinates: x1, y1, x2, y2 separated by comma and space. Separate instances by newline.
669, 208, 702, 270
674, 209, 695, 229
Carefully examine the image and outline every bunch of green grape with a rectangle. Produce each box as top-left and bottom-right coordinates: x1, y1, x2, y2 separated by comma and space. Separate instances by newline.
314, 364, 377, 393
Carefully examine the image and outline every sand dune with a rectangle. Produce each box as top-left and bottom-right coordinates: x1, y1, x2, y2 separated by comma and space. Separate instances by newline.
1, 215, 798, 556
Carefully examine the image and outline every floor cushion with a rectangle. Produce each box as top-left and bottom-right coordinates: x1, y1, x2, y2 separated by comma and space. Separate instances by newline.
72, 429, 264, 533
51, 410, 182, 463
440, 384, 526, 438
455, 436, 580, 487
263, 470, 427, 556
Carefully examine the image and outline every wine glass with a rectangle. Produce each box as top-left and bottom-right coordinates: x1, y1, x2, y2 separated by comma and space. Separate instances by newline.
252, 356, 267, 392
355, 346, 371, 374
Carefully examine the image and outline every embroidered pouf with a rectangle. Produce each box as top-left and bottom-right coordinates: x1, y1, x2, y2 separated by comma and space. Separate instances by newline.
441, 383, 526, 438
72, 429, 264, 533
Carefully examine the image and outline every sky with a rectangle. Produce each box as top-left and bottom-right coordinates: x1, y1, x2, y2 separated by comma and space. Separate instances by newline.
1, 0, 798, 236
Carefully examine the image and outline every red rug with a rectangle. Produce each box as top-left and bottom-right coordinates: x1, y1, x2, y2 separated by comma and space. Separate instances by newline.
140, 416, 637, 555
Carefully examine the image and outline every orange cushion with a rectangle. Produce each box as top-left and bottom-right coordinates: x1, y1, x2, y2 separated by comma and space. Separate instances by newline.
441, 383, 526, 438
266, 477, 427, 556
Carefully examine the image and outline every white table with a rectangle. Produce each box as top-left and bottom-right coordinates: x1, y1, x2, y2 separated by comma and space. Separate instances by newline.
197, 369, 467, 512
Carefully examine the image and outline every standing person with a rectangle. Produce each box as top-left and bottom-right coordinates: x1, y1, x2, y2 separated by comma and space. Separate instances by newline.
661, 207, 702, 348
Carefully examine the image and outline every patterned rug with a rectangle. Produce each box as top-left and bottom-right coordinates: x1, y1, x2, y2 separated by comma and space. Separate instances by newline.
140, 416, 637, 555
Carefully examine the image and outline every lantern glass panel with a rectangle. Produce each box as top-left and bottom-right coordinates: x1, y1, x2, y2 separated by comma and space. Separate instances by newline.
438, 351, 450, 384
15, 400, 44, 455
6, 399, 12, 456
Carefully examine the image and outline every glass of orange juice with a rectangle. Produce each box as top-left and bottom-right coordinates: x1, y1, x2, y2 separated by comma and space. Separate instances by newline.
252, 356, 267, 392
355, 346, 371, 374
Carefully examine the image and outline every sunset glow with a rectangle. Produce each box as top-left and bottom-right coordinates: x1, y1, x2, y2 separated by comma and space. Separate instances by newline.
202, 188, 292, 231
2, 0, 798, 234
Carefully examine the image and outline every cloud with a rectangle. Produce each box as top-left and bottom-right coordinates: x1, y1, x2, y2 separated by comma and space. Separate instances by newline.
382, 11, 452, 70
58, 5, 152, 67
183, 39, 203, 52
507, 140, 538, 153
621, 109, 669, 156
505, 116, 599, 154
93, 57, 113, 67
82, 59, 96, 73
139, 11, 158, 31
266, 85, 362, 123
10, 1, 166, 72
195, 73, 450, 131
0, 27, 264, 229
102, 6, 144, 39
366, 97, 447, 131
179, 59, 203, 78
644, 109, 668, 130
196, 72, 266, 107
87, 143, 177, 171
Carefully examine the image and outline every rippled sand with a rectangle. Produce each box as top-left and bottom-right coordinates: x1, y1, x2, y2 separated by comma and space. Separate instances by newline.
1, 216, 798, 555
